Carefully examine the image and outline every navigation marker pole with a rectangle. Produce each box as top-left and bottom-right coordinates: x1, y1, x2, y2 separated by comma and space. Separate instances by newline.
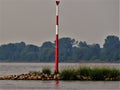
55, 0, 60, 73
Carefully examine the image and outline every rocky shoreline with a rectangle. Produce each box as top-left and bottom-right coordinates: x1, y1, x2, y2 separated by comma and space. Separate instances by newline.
0, 73, 60, 80
0, 67, 120, 81
0, 73, 119, 81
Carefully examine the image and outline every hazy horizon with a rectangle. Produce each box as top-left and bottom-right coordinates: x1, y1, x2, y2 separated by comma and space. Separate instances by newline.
0, 0, 119, 46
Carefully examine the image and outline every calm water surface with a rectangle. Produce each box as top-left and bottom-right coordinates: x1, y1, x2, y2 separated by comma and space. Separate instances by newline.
0, 63, 120, 90
0, 80, 119, 90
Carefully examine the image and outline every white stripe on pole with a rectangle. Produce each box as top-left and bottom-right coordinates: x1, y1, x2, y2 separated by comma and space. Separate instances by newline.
56, 5, 59, 16
56, 25, 59, 34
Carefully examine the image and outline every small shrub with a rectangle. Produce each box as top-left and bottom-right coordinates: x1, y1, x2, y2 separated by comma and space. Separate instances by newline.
108, 68, 120, 80
90, 68, 120, 80
60, 67, 120, 81
90, 68, 105, 80
42, 67, 51, 75
60, 69, 77, 80
76, 67, 91, 77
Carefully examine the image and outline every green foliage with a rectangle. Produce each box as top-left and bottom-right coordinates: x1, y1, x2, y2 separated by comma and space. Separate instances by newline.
41, 41, 54, 48
60, 67, 120, 80
60, 69, 77, 80
108, 68, 120, 79
42, 67, 51, 75
0, 35, 120, 62
76, 67, 91, 77
104, 35, 120, 50
90, 68, 120, 80
59, 37, 76, 61
90, 68, 106, 80
101, 35, 120, 61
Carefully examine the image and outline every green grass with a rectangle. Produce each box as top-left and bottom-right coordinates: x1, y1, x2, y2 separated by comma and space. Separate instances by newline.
89, 68, 120, 80
76, 67, 91, 77
42, 67, 51, 75
60, 69, 77, 80
29, 67, 120, 80
90, 68, 108, 80
60, 67, 120, 81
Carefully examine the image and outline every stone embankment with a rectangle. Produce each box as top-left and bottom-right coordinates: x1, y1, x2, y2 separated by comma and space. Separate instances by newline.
0, 73, 118, 81
0, 73, 60, 80
0, 67, 120, 81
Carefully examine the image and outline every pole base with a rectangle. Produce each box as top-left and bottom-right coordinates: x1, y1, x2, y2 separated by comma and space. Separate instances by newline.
54, 70, 59, 74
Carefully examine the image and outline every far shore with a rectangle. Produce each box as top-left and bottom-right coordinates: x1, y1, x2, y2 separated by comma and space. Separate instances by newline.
0, 61, 120, 63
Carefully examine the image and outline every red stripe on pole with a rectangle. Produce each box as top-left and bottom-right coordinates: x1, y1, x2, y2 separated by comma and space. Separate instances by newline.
55, 34, 59, 73
56, 1, 60, 5
56, 16, 59, 25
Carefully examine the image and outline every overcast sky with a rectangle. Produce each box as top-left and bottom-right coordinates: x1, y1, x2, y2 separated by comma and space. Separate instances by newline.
0, 0, 119, 46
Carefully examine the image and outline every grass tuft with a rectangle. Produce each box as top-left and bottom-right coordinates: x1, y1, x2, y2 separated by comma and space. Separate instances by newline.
60, 69, 77, 80
42, 67, 51, 75
60, 67, 120, 81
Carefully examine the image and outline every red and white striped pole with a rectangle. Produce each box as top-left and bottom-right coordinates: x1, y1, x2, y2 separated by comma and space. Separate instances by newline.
55, 0, 60, 73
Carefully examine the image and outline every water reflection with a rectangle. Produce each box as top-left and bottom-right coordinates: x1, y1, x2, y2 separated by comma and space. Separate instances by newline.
55, 80, 59, 89
0, 80, 119, 90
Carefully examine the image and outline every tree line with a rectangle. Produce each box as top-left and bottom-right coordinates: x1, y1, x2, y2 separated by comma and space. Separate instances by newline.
0, 35, 120, 62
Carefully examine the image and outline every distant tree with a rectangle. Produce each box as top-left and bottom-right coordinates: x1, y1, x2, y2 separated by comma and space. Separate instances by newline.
104, 35, 120, 50
41, 41, 54, 48
88, 44, 100, 60
20, 44, 39, 61
58, 37, 76, 61
77, 41, 101, 61
38, 41, 54, 62
0, 35, 119, 62
78, 41, 88, 48
101, 35, 120, 61
0, 42, 26, 60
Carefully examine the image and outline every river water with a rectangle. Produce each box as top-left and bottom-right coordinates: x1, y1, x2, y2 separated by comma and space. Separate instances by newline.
0, 63, 120, 90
